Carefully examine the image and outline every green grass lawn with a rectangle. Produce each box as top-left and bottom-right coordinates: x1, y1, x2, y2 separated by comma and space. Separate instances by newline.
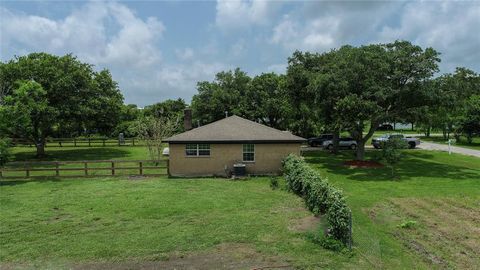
2, 147, 166, 178
11, 146, 150, 161
1, 177, 364, 269
420, 135, 480, 151
303, 150, 480, 269
1, 146, 479, 269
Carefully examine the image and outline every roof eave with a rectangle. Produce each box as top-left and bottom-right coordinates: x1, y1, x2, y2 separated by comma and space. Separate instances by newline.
165, 139, 307, 144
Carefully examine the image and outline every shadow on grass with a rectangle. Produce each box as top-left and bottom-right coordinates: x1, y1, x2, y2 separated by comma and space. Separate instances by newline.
12, 147, 132, 162
304, 150, 479, 182
0, 177, 64, 186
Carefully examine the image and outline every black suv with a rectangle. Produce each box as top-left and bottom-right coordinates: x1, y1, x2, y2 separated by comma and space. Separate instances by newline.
307, 134, 334, 147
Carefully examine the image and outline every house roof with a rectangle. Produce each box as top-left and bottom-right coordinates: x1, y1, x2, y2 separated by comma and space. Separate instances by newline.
164, 115, 306, 143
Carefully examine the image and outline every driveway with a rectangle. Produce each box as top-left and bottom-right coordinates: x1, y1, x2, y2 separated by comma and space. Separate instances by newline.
302, 142, 480, 158
418, 142, 480, 158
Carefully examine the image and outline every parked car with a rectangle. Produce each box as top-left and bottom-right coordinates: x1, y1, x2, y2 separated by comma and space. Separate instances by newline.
371, 134, 420, 149
377, 124, 394, 131
308, 134, 334, 147
322, 137, 357, 150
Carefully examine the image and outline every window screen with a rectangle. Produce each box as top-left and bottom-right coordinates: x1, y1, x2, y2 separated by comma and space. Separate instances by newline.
186, 144, 198, 156
185, 144, 210, 156
243, 144, 255, 162
198, 144, 211, 156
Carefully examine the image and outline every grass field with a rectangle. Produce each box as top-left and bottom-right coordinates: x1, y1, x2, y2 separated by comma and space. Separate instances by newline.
303, 150, 480, 269
2, 147, 166, 178
1, 146, 479, 269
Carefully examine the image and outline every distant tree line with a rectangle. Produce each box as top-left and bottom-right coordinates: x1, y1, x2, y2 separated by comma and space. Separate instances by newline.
190, 41, 480, 160
1, 40, 479, 159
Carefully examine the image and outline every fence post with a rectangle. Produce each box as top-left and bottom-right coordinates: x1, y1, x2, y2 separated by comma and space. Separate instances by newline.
111, 162, 115, 176
84, 162, 88, 176
26, 163, 30, 178
55, 162, 60, 177
167, 159, 170, 177
132, 138, 135, 146
74, 138, 77, 147
139, 161, 143, 175
103, 139, 106, 147
88, 138, 91, 147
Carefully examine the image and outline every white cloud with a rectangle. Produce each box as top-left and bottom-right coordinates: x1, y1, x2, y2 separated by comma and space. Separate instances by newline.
124, 61, 230, 104
378, 1, 480, 72
215, 0, 280, 30
230, 39, 247, 57
268, 0, 480, 74
0, 2, 172, 106
269, 2, 401, 52
0, 2, 165, 68
271, 15, 338, 51
175, 48, 194, 61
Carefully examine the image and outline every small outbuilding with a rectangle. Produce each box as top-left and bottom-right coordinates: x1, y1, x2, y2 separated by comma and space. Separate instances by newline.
164, 115, 306, 177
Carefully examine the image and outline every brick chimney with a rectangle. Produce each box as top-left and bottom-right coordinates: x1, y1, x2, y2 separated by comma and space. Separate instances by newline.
184, 108, 192, 131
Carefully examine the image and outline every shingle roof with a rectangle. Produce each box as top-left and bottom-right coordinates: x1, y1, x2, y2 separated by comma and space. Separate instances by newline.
164, 115, 306, 143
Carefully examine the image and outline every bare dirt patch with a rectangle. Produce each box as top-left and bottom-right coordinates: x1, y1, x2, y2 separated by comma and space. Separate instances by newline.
369, 197, 480, 269
344, 160, 384, 168
288, 215, 321, 232
394, 232, 449, 268
70, 243, 293, 270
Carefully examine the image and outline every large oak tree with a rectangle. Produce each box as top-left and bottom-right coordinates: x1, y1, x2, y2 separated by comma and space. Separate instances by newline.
0, 53, 124, 156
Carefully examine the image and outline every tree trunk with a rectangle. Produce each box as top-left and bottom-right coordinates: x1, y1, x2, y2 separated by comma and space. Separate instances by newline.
426, 126, 431, 137
332, 131, 340, 154
356, 142, 365, 161
36, 142, 45, 157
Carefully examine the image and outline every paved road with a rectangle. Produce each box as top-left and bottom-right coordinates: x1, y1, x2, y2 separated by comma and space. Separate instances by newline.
417, 141, 480, 158
302, 142, 480, 158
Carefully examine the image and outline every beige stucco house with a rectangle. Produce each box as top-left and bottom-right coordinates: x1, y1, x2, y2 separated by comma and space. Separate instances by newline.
164, 115, 306, 177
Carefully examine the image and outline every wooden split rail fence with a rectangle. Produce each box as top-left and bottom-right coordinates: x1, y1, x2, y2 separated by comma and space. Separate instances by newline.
0, 160, 168, 179
11, 138, 141, 147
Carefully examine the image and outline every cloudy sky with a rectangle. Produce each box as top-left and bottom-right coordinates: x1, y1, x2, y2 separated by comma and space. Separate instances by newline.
1, 0, 479, 106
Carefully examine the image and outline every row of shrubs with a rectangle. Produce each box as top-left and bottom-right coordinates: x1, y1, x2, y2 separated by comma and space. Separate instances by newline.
282, 154, 352, 247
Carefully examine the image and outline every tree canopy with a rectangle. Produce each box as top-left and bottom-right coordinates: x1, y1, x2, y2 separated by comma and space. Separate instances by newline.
1, 41, 478, 161
285, 41, 441, 160
0, 53, 124, 156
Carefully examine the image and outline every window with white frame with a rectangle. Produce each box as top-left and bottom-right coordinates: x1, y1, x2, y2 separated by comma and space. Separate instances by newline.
243, 144, 255, 162
185, 144, 210, 156
198, 144, 210, 156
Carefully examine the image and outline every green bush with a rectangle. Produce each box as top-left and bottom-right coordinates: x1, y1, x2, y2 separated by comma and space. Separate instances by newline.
325, 188, 351, 244
282, 154, 352, 247
0, 138, 12, 166
382, 138, 408, 178
304, 172, 331, 215
269, 177, 279, 190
